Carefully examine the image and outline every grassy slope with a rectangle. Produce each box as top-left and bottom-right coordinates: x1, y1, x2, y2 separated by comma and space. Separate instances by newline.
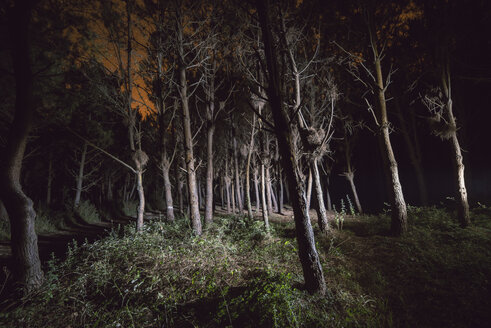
0, 206, 490, 328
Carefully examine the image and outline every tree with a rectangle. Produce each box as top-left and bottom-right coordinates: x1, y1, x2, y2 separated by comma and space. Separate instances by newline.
256, 0, 326, 294
0, 0, 43, 293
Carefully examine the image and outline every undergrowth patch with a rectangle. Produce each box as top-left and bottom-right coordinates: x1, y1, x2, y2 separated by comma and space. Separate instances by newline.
0, 206, 489, 327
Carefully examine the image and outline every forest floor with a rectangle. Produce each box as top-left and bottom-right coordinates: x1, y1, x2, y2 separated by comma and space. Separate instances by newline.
0, 205, 490, 327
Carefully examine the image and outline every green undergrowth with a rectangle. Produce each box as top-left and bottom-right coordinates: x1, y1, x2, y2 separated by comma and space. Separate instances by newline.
0, 216, 385, 327
1, 206, 490, 327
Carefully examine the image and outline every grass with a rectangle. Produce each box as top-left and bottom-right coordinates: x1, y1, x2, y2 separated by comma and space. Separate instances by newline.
0, 206, 490, 327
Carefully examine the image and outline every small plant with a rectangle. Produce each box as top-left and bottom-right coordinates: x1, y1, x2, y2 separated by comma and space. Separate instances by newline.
346, 194, 355, 216
333, 204, 345, 230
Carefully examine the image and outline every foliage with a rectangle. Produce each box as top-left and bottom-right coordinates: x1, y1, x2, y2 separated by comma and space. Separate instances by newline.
75, 200, 100, 224
0, 215, 386, 327
122, 200, 138, 217
1, 207, 490, 327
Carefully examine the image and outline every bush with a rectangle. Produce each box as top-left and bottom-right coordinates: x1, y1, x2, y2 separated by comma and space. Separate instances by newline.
75, 200, 100, 224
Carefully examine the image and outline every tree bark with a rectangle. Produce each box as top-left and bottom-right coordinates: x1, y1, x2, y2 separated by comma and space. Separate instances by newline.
257, 0, 326, 294
306, 168, 313, 211
312, 160, 329, 232
177, 20, 201, 235
345, 172, 362, 214
261, 163, 269, 231
278, 166, 284, 214
0, 0, 43, 293
254, 167, 260, 213
441, 65, 470, 227
246, 114, 256, 219
162, 158, 175, 221
370, 20, 408, 235
205, 122, 215, 225
233, 126, 243, 213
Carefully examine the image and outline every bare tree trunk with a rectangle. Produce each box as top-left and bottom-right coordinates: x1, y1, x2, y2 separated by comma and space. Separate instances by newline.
306, 168, 313, 211
74, 141, 88, 208
441, 66, 470, 227
135, 168, 145, 230
254, 167, 260, 214
220, 177, 224, 210
233, 127, 243, 213
345, 172, 362, 213
375, 57, 407, 235
177, 27, 201, 235
246, 115, 256, 219
261, 163, 269, 231
225, 177, 231, 213
205, 122, 215, 225
368, 15, 407, 234
0, 1, 43, 292
278, 167, 284, 214
312, 160, 329, 232
257, 0, 326, 294
46, 149, 53, 206
231, 180, 236, 214
270, 181, 278, 212
162, 159, 175, 221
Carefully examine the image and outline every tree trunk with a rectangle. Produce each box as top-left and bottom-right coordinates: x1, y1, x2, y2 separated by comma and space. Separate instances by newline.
231, 180, 236, 214
270, 181, 278, 212
135, 168, 145, 230
278, 168, 284, 214
205, 123, 215, 225
312, 160, 329, 232
261, 163, 269, 231
0, 1, 43, 293
373, 52, 407, 235
246, 115, 256, 219
162, 160, 175, 221
325, 174, 332, 211
257, 0, 326, 294
441, 67, 470, 227
225, 177, 231, 213
74, 141, 88, 208
233, 128, 243, 213
178, 40, 201, 235
254, 167, 260, 213
220, 178, 225, 210
306, 168, 313, 211
345, 172, 362, 214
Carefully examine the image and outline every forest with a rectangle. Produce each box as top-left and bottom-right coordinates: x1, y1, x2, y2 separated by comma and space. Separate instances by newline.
0, 0, 490, 327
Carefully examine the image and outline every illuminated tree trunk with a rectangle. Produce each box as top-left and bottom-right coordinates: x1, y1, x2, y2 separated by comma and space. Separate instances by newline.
254, 167, 260, 214
261, 163, 269, 231
374, 56, 407, 235
205, 121, 215, 225
312, 160, 329, 232
161, 155, 175, 221
246, 115, 256, 219
0, 0, 43, 293
306, 168, 313, 211
177, 17, 201, 235
233, 125, 243, 213
257, 0, 326, 294
441, 65, 470, 227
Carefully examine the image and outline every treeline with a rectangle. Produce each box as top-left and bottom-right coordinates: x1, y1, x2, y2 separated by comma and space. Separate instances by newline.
0, 0, 489, 295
